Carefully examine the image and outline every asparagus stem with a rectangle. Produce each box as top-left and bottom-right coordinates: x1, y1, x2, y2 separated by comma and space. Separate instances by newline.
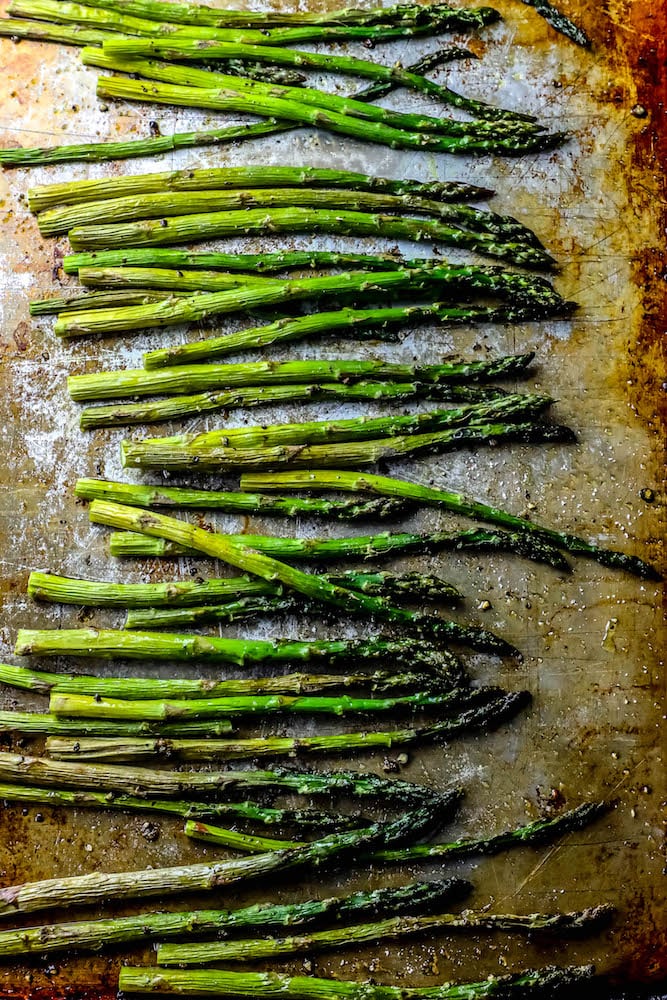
122, 394, 554, 451
61, 249, 493, 276
140, 302, 563, 367
220, 60, 306, 86
43, 691, 531, 762
3, 49, 476, 169
157, 904, 613, 965
16, 629, 462, 675
49, 686, 481, 721
0, 796, 448, 919
0, 782, 367, 831
94, 76, 563, 160
78, 382, 512, 430
0, 662, 458, 700
240, 471, 661, 581
118, 966, 596, 997
518, 0, 591, 46
68, 353, 537, 399
73, 481, 413, 521
107, 522, 570, 573
121, 594, 455, 630
0, 15, 117, 46
0, 750, 454, 805
121, 420, 576, 473
0, 877, 468, 958
70, 0, 495, 30
99, 38, 533, 126
87, 503, 519, 655
0, 709, 234, 737
28, 569, 462, 608
7, 0, 501, 43
29, 289, 182, 315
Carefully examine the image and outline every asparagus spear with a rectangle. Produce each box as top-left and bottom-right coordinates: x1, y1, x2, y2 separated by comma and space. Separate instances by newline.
94, 77, 563, 160
73, 481, 413, 521
0, 751, 454, 805
120, 595, 456, 630
0, 782, 369, 831
140, 304, 558, 367
61, 249, 492, 276
15, 629, 462, 672
0, 15, 117, 46
48, 686, 482, 721
68, 354, 537, 398
107, 524, 569, 572
0, 797, 447, 919
28, 569, 462, 607
157, 905, 613, 965
241, 471, 661, 581
99, 38, 534, 126
122, 395, 554, 451
78, 382, 512, 430
88, 503, 520, 655
118, 965, 595, 997
43, 691, 531, 762
0, 662, 459, 699
29, 289, 181, 315
518, 0, 591, 47
0, 709, 234, 737
0, 877, 469, 959
71, 0, 494, 30
2, 49, 474, 168
7, 0, 500, 43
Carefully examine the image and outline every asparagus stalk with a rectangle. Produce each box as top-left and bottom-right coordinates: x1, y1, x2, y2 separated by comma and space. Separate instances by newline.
68, 353, 537, 399
71, 0, 495, 30
107, 524, 569, 572
121, 595, 455, 630
157, 905, 613, 965
0, 797, 447, 919
73, 481, 413, 521
125, 394, 554, 451
3, 49, 474, 169
94, 76, 563, 160
0, 663, 460, 700
140, 303, 562, 367
118, 965, 595, 997
87, 503, 520, 655
0, 709, 234, 737
48, 686, 481, 721
15, 628, 461, 673
100, 38, 534, 126
220, 60, 306, 86
7, 0, 500, 43
0, 877, 469, 959
518, 0, 591, 47
0, 782, 368, 831
43, 691, 531, 762
78, 382, 512, 430
0, 15, 117, 46
38, 186, 539, 240
241, 471, 661, 581
28, 569, 462, 607
120, 420, 576, 473
0, 750, 454, 804
61, 249, 492, 276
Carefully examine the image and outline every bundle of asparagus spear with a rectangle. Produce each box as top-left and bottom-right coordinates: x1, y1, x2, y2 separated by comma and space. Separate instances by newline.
0, 0, 589, 168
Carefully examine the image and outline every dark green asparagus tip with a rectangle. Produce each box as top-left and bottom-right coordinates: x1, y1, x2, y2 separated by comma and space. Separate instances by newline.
594, 549, 662, 582
521, 800, 612, 846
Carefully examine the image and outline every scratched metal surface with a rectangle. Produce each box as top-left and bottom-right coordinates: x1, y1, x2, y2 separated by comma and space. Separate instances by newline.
0, 0, 664, 995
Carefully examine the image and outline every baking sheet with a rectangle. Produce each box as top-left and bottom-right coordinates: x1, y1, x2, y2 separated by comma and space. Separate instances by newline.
0, 0, 664, 995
